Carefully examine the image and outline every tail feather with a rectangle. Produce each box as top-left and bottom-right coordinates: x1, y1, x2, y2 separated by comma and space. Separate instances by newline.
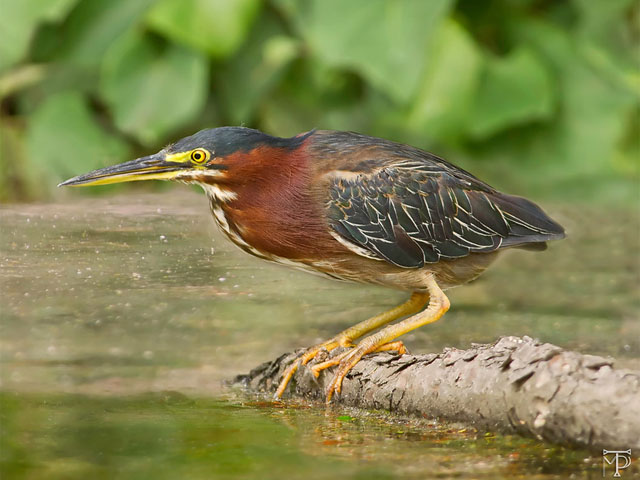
492, 193, 565, 248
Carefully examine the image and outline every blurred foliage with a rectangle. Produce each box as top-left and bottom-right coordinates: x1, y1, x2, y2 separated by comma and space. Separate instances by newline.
0, 0, 638, 202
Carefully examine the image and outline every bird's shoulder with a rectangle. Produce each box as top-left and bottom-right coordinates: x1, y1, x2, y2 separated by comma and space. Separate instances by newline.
308, 130, 493, 193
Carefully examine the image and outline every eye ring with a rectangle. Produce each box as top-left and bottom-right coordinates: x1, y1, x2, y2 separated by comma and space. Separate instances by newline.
190, 149, 209, 164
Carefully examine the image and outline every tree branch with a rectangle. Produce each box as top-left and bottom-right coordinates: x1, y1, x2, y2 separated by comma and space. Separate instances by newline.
233, 336, 640, 451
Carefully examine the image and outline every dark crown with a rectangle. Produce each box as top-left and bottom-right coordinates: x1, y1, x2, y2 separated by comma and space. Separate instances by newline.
170, 127, 312, 157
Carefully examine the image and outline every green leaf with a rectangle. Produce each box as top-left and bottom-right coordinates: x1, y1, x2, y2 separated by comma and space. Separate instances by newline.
469, 47, 555, 139
26, 91, 128, 183
407, 20, 483, 143
571, 0, 635, 42
571, 0, 639, 100
612, 107, 640, 178
260, 58, 384, 138
216, 13, 299, 124
294, 0, 453, 104
515, 20, 637, 176
0, 0, 76, 71
0, 119, 37, 201
54, 0, 157, 68
100, 31, 208, 146
337, 415, 355, 422
146, 0, 262, 58
469, 17, 640, 198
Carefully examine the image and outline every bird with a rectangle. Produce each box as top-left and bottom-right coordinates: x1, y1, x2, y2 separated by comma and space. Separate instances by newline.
60, 127, 565, 402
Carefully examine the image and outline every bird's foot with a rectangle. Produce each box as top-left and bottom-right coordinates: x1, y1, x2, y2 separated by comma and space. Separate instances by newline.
321, 339, 406, 403
310, 341, 406, 378
274, 334, 355, 399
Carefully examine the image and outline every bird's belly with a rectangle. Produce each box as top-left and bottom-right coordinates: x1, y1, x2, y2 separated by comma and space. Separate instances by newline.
303, 251, 501, 291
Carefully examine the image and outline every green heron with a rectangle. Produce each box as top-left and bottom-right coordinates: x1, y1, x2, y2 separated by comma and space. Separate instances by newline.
60, 127, 565, 401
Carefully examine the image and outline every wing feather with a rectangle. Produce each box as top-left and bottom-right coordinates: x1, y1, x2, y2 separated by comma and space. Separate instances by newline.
326, 165, 564, 268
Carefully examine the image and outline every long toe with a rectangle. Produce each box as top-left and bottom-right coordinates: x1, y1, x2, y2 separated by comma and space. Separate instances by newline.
325, 344, 374, 403
275, 337, 349, 399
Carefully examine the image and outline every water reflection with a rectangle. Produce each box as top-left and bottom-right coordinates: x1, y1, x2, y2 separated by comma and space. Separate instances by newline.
0, 391, 611, 479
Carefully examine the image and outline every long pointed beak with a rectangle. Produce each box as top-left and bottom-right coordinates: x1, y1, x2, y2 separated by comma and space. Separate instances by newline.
58, 153, 184, 187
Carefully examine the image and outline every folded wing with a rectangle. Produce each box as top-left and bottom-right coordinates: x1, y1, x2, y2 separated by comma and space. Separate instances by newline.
326, 166, 565, 268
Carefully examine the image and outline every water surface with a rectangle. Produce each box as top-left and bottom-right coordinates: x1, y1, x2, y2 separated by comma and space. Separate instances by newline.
1, 190, 638, 478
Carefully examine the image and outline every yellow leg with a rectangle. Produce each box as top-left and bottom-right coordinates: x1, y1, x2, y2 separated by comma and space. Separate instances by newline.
274, 291, 430, 399
325, 275, 450, 403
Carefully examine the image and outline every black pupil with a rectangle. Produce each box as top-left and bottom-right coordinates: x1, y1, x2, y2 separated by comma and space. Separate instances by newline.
193, 152, 202, 160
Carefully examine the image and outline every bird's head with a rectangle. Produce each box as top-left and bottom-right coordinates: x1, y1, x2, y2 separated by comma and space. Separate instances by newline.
59, 127, 313, 199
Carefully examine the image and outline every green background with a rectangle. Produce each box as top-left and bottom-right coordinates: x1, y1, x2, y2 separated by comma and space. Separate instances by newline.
0, 0, 638, 202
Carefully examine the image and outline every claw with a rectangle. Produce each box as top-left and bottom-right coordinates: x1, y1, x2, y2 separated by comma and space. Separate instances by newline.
324, 341, 407, 403
310, 349, 350, 377
274, 336, 351, 399
325, 358, 350, 403
274, 358, 301, 399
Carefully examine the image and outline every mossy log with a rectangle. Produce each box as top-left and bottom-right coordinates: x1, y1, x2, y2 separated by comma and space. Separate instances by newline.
234, 336, 640, 452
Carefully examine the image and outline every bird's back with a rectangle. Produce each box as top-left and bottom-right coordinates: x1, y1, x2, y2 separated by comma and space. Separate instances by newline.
308, 130, 565, 270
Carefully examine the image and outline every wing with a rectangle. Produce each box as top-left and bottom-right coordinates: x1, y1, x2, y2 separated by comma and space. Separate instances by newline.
326, 165, 565, 268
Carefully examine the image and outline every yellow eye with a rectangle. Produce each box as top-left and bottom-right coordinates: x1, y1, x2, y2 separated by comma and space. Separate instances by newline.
190, 149, 209, 164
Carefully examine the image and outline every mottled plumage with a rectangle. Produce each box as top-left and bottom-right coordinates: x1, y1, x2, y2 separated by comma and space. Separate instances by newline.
317, 131, 564, 269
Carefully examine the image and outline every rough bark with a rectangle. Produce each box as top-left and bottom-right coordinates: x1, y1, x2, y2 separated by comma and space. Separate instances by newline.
233, 336, 640, 452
